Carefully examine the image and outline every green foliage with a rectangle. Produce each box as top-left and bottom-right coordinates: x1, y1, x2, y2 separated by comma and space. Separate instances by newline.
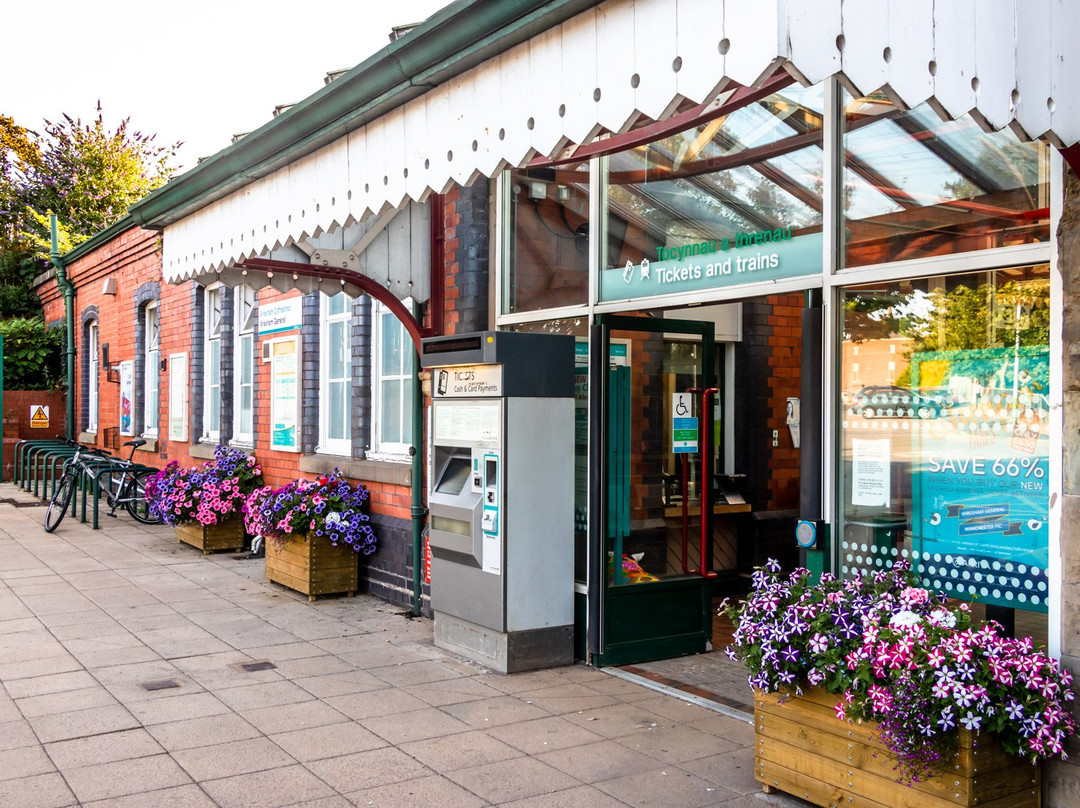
0, 104, 179, 318
0, 317, 64, 390
906, 279, 1051, 353
15, 104, 178, 259
0, 249, 42, 318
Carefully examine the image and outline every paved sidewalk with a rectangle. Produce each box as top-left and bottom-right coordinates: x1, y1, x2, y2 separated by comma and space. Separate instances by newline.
0, 485, 805, 808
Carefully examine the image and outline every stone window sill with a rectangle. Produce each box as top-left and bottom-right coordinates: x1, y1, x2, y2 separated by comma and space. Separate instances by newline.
189, 442, 218, 460
299, 453, 411, 487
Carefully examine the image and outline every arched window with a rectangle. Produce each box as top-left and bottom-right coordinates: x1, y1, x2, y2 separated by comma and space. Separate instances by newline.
369, 300, 414, 459
318, 292, 352, 455
143, 303, 160, 438
203, 285, 223, 441
233, 285, 257, 444
87, 321, 99, 433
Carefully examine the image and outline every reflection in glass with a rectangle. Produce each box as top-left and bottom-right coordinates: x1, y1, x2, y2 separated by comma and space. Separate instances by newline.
838, 266, 1050, 634
843, 92, 1050, 267
505, 163, 591, 314
605, 85, 824, 272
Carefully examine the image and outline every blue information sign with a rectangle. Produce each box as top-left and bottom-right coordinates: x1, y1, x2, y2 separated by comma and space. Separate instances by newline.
673, 417, 698, 454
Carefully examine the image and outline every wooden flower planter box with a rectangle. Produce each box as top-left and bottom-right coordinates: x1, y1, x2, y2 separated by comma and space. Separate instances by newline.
754, 688, 1040, 808
265, 535, 357, 601
175, 518, 245, 554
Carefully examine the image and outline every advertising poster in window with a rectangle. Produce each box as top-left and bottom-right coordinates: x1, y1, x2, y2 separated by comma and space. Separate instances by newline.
168, 353, 189, 441
270, 337, 301, 452
119, 361, 134, 436
912, 346, 1049, 611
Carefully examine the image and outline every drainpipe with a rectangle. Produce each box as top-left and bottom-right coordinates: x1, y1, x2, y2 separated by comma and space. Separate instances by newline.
49, 214, 76, 439
410, 300, 427, 616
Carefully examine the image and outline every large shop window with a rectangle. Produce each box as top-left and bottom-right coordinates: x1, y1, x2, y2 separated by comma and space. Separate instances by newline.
601, 85, 824, 302
838, 265, 1050, 624
369, 301, 414, 460
86, 321, 99, 433
203, 286, 222, 441
233, 285, 256, 444
143, 303, 160, 438
842, 92, 1050, 268
319, 292, 351, 456
505, 161, 590, 314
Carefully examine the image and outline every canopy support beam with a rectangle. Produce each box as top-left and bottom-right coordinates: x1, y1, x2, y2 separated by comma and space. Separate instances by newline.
234, 257, 434, 350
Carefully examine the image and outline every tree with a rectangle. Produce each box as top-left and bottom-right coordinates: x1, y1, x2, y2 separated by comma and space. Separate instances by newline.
0, 104, 179, 317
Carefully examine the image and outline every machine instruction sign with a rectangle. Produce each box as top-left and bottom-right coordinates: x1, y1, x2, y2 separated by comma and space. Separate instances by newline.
433, 365, 503, 398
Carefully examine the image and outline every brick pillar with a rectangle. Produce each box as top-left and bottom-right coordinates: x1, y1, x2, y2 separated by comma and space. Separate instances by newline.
1049, 167, 1080, 806
443, 180, 490, 334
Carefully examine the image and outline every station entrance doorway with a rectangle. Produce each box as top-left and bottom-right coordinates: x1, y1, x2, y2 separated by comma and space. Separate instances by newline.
586, 296, 809, 681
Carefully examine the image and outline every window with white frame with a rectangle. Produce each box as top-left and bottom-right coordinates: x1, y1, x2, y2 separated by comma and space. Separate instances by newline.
143, 304, 160, 437
233, 285, 256, 443
203, 286, 222, 441
319, 292, 351, 455
370, 300, 414, 459
87, 321, 99, 432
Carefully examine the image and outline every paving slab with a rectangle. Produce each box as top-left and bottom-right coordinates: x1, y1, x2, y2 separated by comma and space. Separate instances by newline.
0, 487, 809, 808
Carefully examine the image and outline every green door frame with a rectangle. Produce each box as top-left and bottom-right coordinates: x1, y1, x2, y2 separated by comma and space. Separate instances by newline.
588, 314, 716, 666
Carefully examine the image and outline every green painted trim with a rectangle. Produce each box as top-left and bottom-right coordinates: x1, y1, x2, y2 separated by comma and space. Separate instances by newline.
55, 215, 137, 266
50, 214, 77, 439
0, 335, 4, 482
129, 0, 603, 230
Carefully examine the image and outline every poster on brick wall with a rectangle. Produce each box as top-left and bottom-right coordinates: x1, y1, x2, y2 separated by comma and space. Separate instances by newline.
269, 336, 301, 452
119, 361, 134, 436
169, 353, 189, 442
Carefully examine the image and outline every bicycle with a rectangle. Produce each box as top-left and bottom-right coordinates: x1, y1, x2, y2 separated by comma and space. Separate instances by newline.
44, 439, 112, 532
99, 439, 162, 526
44, 439, 161, 531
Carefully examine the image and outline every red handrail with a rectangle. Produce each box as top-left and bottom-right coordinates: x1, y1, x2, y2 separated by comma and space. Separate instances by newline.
699, 388, 719, 579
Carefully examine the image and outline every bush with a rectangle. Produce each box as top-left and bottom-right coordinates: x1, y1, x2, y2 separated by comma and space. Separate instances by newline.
0, 317, 63, 390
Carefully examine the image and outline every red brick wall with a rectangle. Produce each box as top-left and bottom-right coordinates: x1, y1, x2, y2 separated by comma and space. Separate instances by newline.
764, 294, 803, 510
441, 184, 489, 335
63, 227, 164, 455
32, 226, 415, 524
1, 390, 68, 480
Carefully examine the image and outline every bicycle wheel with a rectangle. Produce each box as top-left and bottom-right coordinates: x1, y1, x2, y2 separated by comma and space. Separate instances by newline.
44, 469, 77, 532
124, 469, 162, 524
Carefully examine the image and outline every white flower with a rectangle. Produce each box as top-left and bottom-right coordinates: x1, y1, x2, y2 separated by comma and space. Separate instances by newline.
927, 609, 957, 629
889, 610, 922, 629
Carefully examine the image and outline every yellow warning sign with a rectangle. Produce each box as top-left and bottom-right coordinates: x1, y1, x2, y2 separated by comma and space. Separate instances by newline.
30, 405, 50, 429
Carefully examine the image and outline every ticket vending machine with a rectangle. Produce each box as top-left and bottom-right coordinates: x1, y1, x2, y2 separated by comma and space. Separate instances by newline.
421, 331, 575, 673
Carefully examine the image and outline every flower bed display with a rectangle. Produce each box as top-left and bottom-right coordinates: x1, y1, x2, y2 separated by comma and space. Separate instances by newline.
724, 559, 1076, 797
173, 519, 245, 555
755, 688, 1039, 808
145, 446, 263, 554
243, 471, 376, 599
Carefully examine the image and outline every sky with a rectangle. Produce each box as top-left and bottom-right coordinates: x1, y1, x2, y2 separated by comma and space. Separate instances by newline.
2, 0, 453, 174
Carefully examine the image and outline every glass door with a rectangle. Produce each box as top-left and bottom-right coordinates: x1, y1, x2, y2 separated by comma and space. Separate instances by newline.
588, 314, 717, 666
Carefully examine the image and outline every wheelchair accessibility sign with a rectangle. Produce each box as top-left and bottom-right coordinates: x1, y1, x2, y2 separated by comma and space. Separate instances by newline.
672, 393, 697, 453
